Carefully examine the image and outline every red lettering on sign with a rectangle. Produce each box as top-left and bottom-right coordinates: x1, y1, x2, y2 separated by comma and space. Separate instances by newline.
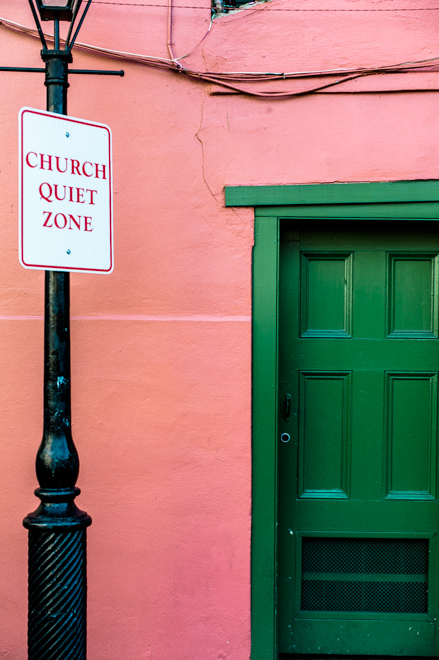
95, 163, 106, 179
54, 185, 66, 201
82, 162, 93, 177
42, 212, 94, 231
68, 214, 81, 230
55, 156, 68, 173
40, 153, 53, 170
88, 189, 98, 205
54, 213, 67, 229
42, 211, 53, 227
39, 182, 53, 203
26, 152, 38, 168
26, 152, 108, 180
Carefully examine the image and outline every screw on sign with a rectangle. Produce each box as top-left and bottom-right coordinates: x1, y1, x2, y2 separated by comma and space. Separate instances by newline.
19, 108, 113, 273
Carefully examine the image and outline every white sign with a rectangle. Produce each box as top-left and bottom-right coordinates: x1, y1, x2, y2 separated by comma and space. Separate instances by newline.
19, 107, 113, 273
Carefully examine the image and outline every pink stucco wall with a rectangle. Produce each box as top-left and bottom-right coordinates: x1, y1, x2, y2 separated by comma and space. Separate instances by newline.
1, 0, 439, 657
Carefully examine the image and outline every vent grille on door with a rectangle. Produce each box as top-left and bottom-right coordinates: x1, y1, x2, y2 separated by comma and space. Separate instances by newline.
301, 538, 428, 613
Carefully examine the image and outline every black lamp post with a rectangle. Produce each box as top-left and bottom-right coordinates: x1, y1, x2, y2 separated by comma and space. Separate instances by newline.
21, 1, 97, 658
0, 3, 122, 656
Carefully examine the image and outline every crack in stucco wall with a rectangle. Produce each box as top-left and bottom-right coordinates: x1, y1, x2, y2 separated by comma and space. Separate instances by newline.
195, 94, 219, 201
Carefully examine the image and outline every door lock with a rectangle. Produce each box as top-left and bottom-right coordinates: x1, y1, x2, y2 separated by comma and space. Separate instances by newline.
284, 393, 291, 421
280, 433, 290, 443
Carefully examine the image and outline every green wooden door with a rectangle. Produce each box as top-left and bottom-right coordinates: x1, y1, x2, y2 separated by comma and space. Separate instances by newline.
278, 220, 439, 657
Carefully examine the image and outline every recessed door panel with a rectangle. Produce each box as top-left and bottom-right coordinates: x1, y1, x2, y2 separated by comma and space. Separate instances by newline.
299, 371, 351, 499
385, 373, 437, 499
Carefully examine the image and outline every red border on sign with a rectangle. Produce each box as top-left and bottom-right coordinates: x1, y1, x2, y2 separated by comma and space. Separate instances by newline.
19, 108, 113, 273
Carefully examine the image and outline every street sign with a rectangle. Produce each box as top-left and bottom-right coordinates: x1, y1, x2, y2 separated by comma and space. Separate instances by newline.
19, 107, 113, 273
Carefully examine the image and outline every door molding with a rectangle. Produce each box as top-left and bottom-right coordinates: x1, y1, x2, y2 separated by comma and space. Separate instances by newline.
225, 181, 439, 660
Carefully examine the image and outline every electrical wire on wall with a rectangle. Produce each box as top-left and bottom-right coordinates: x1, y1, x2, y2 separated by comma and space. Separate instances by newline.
2, 12, 439, 98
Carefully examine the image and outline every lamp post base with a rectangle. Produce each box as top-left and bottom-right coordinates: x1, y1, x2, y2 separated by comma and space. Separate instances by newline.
24, 487, 91, 660
27, 528, 87, 660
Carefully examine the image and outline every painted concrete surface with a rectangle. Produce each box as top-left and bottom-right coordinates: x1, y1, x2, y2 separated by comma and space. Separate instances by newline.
0, 0, 439, 657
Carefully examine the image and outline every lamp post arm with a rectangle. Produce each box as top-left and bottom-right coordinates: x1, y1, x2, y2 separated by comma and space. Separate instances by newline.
65, 0, 88, 50
0, 67, 124, 75
26, 0, 47, 49
67, 0, 93, 52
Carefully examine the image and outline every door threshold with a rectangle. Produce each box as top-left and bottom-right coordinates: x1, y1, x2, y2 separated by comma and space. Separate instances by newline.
279, 656, 434, 660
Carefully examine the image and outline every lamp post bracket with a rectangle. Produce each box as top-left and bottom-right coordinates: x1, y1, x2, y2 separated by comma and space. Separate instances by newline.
0, 66, 124, 75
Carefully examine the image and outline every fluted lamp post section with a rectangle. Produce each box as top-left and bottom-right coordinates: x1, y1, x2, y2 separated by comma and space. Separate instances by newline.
23, 1, 93, 658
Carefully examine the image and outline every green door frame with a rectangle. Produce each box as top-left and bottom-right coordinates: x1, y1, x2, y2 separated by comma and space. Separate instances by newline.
225, 180, 439, 660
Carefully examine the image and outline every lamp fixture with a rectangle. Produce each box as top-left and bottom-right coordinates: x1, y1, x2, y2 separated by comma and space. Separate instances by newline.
35, 0, 79, 22
28, 0, 92, 53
